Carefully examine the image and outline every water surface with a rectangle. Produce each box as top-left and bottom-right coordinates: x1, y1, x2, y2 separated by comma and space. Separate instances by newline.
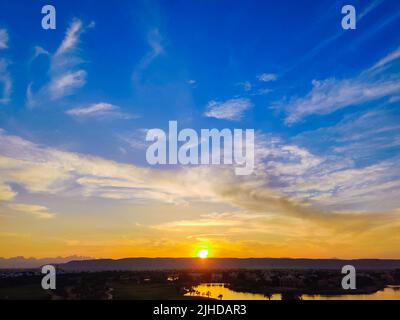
185, 283, 400, 300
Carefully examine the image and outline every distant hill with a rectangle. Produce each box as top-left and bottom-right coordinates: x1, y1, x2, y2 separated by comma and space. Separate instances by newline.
59, 257, 400, 272
0, 256, 92, 269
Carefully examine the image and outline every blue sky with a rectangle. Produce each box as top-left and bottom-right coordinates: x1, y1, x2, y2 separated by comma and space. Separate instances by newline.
0, 0, 400, 258
0, 0, 398, 162
0, 1, 398, 141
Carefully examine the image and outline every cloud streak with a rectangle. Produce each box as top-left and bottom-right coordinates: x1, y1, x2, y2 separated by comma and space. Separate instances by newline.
257, 73, 277, 82
0, 29, 8, 49
0, 130, 399, 257
49, 70, 87, 100
8, 203, 55, 219
0, 130, 399, 222
66, 102, 136, 120
132, 28, 164, 83
55, 19, 84, 56
283, 47, 400, 124
0, 59, 11, 104
28, 19, 92, 106
204, 98, 252, 121
0, 29, 11, 104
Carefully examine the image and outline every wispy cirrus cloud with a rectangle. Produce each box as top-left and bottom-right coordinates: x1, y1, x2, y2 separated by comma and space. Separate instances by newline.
151, 207, 400, 259
0, 183, 16, 201
66, 102, 136, 120
152, 209, 399, 239
0, 29, 11, 104
237, 81, 252, 91
358, 0, 384, 20
372, 46, 400, 70
29, 46, 50, 63
55, 19, 85, 56
284, 77, 400, 124
283, 47, 400, 124
204, 98, 253, 121
257, 73, 277, 82
294, 105, 400, 160
0, 29, 8, 49
48, 19, 90, 97
0, 129, 400, 258
27, 19, 93, 107
0, 123, 398, 216
8, 203, 55, 219
117, 128, 149, 151
285, 0, 385, 75
132, 28, 164, 83
1, 129, 399, 216
49, 70, 87, 100
0, 59, 11, 104
252, 124, 400, 213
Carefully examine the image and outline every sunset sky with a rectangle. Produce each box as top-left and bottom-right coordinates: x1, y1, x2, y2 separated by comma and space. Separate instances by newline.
0, 0, 400, 259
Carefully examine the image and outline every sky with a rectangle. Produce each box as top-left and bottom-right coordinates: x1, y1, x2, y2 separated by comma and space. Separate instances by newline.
0, 0, 400, 259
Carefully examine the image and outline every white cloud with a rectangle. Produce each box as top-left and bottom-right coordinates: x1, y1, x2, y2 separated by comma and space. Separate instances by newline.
117, 129, 149, 151
372, 46, 400, 70
284, 48, 400, 124
204, 98, 253, 121
147, 29, 164, 56
0, 128, 400, 254
286, 105, 400, 210
0, 29, 8, 49
66, 102, 135, 120
0, 59, 11, 104
133, 28, 164, 83
67, 102, 115, 116
0, 129, 399, 223
55, 19, 83, 56
0, 183, 16, 201
8, 203, 55, 219
237, 81, 252, 91
48, 70, 86, 99
257, 73, 277, 82
33, 46, 49, 59
0, 29, 11, 104
28, 19, 92, 105
298, 107, 400, 159
252, 128, 400, 213
287, 159, 400, 211
25, 83, 34, 108
285, 78, 400, 124
254, 88, 272, 95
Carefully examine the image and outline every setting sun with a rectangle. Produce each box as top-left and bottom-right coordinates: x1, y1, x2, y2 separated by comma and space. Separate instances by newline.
197, 249, 209, 259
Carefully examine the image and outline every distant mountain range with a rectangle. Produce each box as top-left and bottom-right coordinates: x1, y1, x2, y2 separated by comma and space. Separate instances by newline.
57, 258, 400, 272
0, 256, 92, 269
2, 257, 400, 271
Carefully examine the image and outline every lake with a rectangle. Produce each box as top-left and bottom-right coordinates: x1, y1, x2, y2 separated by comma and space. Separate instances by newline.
185, 283, 400, 300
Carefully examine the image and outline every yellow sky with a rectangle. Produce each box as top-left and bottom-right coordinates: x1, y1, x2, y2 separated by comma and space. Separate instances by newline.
1, 201, 400, 259
1, 131, 400, 259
